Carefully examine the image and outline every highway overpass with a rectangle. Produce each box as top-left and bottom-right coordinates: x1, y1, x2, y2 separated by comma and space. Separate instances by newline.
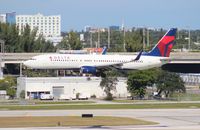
1, 52, 200, 62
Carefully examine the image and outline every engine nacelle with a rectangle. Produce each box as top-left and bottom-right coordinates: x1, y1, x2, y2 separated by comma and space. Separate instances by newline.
80, 66, 97, 74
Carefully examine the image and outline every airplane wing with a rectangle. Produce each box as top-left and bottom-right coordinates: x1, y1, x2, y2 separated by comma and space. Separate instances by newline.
96, 50, 143, 69
80, 50, 142, 74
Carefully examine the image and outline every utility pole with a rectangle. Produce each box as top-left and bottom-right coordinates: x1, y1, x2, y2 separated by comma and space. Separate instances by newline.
147, 28, 150, 48
108, 27, 110, 48
188, 28, 191, 51
98, 28, 100, 48
90, 32, 93, 48
122, 19, 126, 52
143, 28, 146, 50
177, 29, 180, 39
123, 27, 126, 52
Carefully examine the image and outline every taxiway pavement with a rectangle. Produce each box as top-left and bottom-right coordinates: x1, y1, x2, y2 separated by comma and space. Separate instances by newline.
0, 109, 199, 130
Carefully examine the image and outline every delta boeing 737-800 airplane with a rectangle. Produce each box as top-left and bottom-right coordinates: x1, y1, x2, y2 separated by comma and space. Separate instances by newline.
24, 28, 177, 75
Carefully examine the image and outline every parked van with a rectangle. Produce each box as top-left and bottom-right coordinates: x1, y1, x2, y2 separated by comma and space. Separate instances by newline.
58, 94, 70, 100
40, 94, 53, 100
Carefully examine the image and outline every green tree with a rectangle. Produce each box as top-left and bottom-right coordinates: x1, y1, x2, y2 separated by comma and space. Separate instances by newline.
0, 23, 55, 53
6, 24, 20, 52
100, 71, 118, 100
33, 35, 43, 52
125, 29, 143, 52
19, 24, 32, 52
57, 31, 82, 50
40, 39, 55, 52
20, 90, 25, 99
0, 76, 16, 99
155, 70, 185, 98
127, 69, 157, 99
68, 31, 82, 50
109, 30, 123, 52
56, 36, 70, 50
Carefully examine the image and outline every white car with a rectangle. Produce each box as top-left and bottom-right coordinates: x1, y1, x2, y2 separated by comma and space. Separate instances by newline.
78, 93, 89, 100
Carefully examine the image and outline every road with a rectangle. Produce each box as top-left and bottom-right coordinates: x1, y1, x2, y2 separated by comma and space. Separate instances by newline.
0, 109, 199, 130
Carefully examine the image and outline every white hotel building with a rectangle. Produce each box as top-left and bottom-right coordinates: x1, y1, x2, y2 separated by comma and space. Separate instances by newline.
16, 13, 62, 45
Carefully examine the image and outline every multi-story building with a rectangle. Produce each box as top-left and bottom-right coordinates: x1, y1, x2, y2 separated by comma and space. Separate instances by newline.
84, 25, 106, 33
16, 13, 62, 45
0, 12, 16, 24
0, 13, 62, 45
16, 13, 61, 38
0, 14, 6, 23
6, 12, 16, 24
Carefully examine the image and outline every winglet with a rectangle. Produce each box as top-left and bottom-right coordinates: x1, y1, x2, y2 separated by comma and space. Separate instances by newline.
101, 46, 107, 55
134, 50, 143, 61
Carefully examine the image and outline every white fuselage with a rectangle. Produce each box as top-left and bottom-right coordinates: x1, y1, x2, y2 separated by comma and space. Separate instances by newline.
24, 53, 168, 70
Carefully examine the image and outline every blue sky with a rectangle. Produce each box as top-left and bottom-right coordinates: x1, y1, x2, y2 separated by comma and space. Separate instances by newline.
0, 0, 199, 31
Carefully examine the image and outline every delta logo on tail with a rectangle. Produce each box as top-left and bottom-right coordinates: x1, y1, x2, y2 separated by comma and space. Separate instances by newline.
144, 28, 177, 57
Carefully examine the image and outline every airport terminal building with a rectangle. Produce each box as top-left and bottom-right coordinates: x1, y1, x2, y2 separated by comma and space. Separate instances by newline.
17, 77, 128, 99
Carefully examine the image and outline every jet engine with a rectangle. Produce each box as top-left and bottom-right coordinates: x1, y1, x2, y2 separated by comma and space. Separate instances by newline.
80, 66, 97, 74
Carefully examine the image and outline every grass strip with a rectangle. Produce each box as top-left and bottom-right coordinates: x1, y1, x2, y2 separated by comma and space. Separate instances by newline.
34, 101, 95, 105
0, 116, 157, 127
0, 103, 199, 110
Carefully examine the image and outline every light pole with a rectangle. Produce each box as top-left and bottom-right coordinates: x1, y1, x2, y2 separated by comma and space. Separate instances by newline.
147, 28, 150, 48
123, 27, 126, 52
142, 28, 146, 50
0, 39, 5, 79
90, 32, 93, 48
188, 28, 191, 51
98, 28, 100, 48
108, 27, 110, 49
